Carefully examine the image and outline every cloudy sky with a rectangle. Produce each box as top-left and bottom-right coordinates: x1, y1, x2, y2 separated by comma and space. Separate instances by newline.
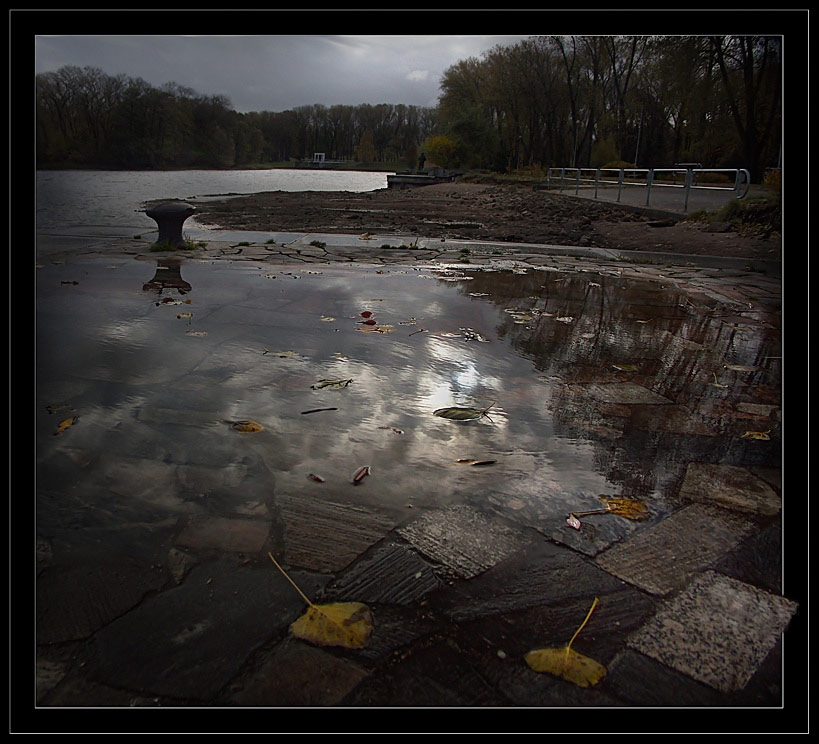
34, 34, 532, 113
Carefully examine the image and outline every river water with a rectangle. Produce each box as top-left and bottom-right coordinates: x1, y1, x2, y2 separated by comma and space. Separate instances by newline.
35, 168, 391, 239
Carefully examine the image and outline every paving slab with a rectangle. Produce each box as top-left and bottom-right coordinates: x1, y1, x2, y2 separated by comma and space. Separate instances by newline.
175, 514, 271, 554
429, 537, 628, 623
396, 504, 530, 579
323, 540, 442, 606
224, 637, 369, 706
678, 462, 781, 516
277, 493, 395, 573
36, 558, 167, 644
627, 571, 798, 693
595, 503, 756, 596
88, 558, 326, 700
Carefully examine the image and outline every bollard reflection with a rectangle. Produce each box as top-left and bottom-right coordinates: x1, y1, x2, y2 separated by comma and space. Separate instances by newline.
142, 258, 192, 296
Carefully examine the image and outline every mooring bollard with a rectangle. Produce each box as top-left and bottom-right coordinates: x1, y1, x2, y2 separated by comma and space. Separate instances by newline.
145, 201, 195, 248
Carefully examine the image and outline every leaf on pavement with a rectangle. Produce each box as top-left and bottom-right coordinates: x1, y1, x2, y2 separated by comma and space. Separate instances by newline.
524, 597, 605, 688
268, 552, 373, 649
310, 378, 353, 390
434, 403, 495, 421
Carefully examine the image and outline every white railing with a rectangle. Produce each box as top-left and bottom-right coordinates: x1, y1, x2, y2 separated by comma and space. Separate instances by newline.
545, 167, 751, 211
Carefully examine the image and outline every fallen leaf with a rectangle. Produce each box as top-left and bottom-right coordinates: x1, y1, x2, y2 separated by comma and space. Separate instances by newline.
524, 646, 607, 688
307, 473, 325, 483
358, 318, 378, 325
359, 311, 374, 318
378, 426, 405, 435
352, 465, 371, 484
524, 597, 605, 688
185, 330, 207, 336
566, 514, 582, 530
356, 324, 394, 334
599, 497, 649, 520
613, 364, 638, 372
301, 407, 338, 415
290, 602, 374, 649
320, 315, 336, 322
556, 316, 574, 324
434, 403, 495, 421
454, 458, 497, 466
742, 430, 771, 440
54, 416, 78, 435
176, 312, 193, 320
724, 364, 759, 372
229, 420, 264, 433
268, 552, 373, 649
311, 378, 353, 390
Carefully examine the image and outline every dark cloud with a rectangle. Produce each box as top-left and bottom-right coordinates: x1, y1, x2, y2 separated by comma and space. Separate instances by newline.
34, 34, 529, 113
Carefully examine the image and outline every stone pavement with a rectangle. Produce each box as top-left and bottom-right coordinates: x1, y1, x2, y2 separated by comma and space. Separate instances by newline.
29, 229, 804, 733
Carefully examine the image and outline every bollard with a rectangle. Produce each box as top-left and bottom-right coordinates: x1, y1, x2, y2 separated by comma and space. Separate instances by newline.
145, 201, 195, 248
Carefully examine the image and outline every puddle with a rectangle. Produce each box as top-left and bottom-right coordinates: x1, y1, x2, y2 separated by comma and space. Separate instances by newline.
36, 257, 781, 561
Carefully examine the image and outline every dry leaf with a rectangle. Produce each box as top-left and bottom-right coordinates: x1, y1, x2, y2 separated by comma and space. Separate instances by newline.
434, 403, 495, 421
524, 647, 607, 688
742, 430, 771, 440
311, 378, 353, 390
599, 497, 649, 520
724, 364, 758, 372
230, 420, 264, 433
267, 552, 373, 650
566, 514, 582, 530
454, 459, 497, 467
524, 597, 605, 688
290, 602, 374, 649
54, 416, 78, 435
352, 465, 371, 484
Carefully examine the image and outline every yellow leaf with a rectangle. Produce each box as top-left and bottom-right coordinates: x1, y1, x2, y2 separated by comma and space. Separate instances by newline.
600, 497, 649, 520
524, 597, 605, 688
231, 420, 264, 433
742, 430, 771, 440
54, 416, 78, 435
524, 646, 607, 688
290, 602, 373, 649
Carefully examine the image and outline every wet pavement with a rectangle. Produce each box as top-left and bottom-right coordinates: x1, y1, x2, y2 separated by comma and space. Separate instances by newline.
27, 228, 804, 732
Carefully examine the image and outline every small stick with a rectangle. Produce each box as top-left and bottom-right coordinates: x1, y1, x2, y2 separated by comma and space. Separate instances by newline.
268, 552, 314, 608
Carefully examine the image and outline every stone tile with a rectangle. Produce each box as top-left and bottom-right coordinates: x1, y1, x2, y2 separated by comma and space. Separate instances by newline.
225, 637, 369, 706
89, 558, 326, 699
583, 382, 673, 405
679, 462, 781, 516
176, 514, 271, 553
595, 503, 756, 596
429, 538, 627, 622
627, 571, 798, 693
342, 640, 509, 706
37, 558, 167, 644
324, 540, 442, 606
277, 493, 395, 573
396, 504, 528, 579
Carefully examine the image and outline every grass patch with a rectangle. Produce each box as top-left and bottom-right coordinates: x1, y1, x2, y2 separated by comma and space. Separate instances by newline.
684, 192, 780, 237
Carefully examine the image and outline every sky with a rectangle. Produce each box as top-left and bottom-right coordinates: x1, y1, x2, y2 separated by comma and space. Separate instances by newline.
34, 34, 532, 114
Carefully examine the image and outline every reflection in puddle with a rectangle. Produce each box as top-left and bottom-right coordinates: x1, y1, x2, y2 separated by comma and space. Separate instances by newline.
36, 259, 780, 562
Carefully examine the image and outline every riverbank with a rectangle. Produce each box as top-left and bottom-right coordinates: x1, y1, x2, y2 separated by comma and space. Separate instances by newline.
191, 181, 781, 263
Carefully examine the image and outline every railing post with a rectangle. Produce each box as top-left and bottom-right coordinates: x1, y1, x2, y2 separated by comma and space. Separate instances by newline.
617, 169, 624, 202
594, 168, 600, 199
575, 168, 580, 195
683, 169, 692, 212
560, 168, 566, 191
645, 169, 654, 207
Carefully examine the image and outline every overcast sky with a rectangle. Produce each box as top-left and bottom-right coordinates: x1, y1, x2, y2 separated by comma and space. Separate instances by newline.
34, 34, 532, 113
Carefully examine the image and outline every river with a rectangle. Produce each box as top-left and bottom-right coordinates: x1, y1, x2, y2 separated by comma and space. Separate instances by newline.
35, 168, 392, 240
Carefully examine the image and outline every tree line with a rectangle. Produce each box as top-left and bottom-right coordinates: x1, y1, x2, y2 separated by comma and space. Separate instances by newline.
36, 35, 781, 181
431, 35, 781, 182
35, 65, 437, 170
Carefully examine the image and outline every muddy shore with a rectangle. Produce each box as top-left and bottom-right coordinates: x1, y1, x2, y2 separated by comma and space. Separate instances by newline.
192, 182, 781, 262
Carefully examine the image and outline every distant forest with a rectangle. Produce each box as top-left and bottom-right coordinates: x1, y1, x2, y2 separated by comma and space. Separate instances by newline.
36, 35, 782, 181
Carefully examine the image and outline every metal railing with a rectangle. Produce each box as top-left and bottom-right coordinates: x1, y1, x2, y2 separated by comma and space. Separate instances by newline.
545, 167, 751, 211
